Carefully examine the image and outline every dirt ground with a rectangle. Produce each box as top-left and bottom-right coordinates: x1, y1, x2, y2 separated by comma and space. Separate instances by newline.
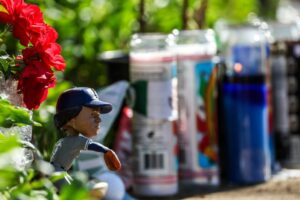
133, 169, 300, 200
183, 169, 300, 200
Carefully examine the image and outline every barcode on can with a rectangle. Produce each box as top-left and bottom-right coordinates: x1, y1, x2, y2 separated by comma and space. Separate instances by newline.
140, 151, 168, 173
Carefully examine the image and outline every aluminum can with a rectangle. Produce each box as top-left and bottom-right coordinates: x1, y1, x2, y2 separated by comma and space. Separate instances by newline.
220, 25, 271, 184
129, 33, 178, 196
174, 29, 219, 184
269, 22, 300, 167
285, 40, 300, 167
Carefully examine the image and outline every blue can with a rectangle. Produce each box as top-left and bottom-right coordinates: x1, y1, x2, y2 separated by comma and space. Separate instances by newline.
219, 26, 272, 184
220, 76, 271, 184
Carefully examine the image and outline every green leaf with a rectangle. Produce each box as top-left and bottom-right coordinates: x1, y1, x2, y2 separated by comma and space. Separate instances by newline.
0, 99, 41, 128
0, 50, 8, 56
0, 59, 9, 77
0, 54, 12, 79
0, 135, 22, 191
0, 167, 21, 191
24, 168, 35, 182
49, 172, 69, 183
0, 134, 20, 153
59, 179, 89, 200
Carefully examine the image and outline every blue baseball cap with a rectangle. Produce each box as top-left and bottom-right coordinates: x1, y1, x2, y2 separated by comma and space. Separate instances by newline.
56, 87, 112, 114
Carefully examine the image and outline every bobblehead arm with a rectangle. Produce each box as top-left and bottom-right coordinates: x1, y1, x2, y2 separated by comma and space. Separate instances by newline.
87, 141, 109, 153
87, 141, 121, 171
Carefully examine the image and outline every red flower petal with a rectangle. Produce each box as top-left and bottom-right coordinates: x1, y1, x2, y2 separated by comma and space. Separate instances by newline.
30, 24, 58, 46
17, 60, 56, 109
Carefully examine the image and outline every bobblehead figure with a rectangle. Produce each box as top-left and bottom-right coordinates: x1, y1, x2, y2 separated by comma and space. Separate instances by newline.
50, 87, 121, 191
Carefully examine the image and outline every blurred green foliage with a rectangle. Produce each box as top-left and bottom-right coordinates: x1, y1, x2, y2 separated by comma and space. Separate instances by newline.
34, 0, 139, 88
205, 0, 258, 27
25, 0, 276, 89
258, 0, 280, 19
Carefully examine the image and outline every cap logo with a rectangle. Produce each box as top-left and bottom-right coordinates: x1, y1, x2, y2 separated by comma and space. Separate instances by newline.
90, 88, 98, 99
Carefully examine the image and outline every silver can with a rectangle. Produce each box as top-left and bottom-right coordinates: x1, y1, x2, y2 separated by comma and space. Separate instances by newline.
174, 29, 219, 184
130, 33, 178, 196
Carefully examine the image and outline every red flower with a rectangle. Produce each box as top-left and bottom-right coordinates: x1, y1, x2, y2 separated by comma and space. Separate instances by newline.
1, 0, 66, 109
0, 0, 25, 23
0, 0, 45, 46
18, 60, 56, 109
12, 4, 44, 46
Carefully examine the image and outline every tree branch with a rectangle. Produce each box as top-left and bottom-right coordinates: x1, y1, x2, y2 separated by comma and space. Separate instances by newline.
182, 0, 189, 30
194, 0, 208, 29
139, 0, 146, 32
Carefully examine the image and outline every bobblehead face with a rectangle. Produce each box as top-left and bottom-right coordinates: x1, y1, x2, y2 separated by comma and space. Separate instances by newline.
64, 106, 101, 137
